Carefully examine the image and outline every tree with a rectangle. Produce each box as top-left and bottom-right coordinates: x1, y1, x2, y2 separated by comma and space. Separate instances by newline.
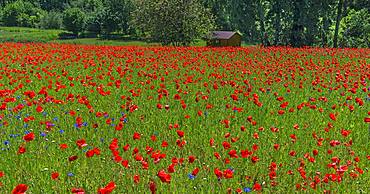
38, 0, 69, 11
71, 0, 104, 35
38, 10, 62, 29
229, 0, 259, 43
339, 8, 370, 47
62, 7, 85, 35
333, 0, 344, 48
290, 0, 305, 47
256, 0, 269, 46
131, 0, 215, 46
1, 0, 45, 27
202, 0, 231, 30
100, 0, 133, 34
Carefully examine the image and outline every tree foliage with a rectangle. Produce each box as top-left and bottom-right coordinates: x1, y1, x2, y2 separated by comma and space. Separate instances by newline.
62, 7, 85, 34
132, 0, 215, 46
339, 8, 370, 47
1, 0, 45, 27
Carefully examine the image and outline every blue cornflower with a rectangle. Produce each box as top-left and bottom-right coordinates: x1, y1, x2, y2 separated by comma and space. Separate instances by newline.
243, 187, 252, 193
123, 118, 128, 123
67, 172, 74, 177
53, 117, 59, 121
9, 134, 19, 138
23, 124, 29, 128
40, 132, 47, 137
82, 122, 88, 127
4, 140, 10, 145
59, 129, 65, 134
42, 111, 47, 116
24, 130, 31, 135
188, 173, 195, 180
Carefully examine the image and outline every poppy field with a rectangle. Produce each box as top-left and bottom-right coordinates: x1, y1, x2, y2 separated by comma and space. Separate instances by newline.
0, 42, 369, 193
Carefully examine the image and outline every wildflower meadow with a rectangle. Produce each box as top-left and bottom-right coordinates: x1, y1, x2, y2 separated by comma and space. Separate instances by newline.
0, 43, 369, 193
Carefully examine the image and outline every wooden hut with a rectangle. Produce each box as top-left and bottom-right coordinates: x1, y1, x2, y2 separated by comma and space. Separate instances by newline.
207, 31, 242, 47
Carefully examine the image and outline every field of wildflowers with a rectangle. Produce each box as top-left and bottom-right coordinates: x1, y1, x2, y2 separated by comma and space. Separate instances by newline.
0, 43, 369, 193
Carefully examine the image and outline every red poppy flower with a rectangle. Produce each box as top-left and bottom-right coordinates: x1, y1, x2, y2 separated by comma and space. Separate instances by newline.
222, 141, 231, 150
36, 105, 43, 113
86, 150, 95, 158
133, 132, 141, 140
76, 139, 87, 149
223, 169, 234, 179
253, 183, 262, 191
98, 181, 116, 194
12, 184, 28, 194
149, 180, 157, 194
157, 170, 171, 183
133, 175, 140, 184
167, 163, 175, 173
121, 160, 129, 168
329, 113, 336, 121
71, 188, 85, 194
17, 146, 26, 154
23, 132, 35, 142
161, 141, 168, 147
176, 130, 184, 138
228, 150, 238, 158
188, 155, 196, 163
60, 144, 68, 149
69, 155, 78, 162
192, 168, 199, 176
214, 168, 223, 178
51, 172, 59, 180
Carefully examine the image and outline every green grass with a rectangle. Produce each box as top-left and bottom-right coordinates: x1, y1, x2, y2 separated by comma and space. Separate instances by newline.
0, 27, 254, 46
0, 26, 63, 43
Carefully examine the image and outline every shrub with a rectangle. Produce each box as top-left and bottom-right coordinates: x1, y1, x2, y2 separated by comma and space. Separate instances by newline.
62, 7, 86, 35
1, 0, 45, 27
339, 9, 370, 48
39, 11, 63, 29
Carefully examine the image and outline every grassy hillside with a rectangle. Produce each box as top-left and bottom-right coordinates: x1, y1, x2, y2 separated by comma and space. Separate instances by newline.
0, 27, 254, 46
0, 27, 63, 43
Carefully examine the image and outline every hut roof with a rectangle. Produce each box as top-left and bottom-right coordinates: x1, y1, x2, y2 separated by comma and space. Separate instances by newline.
210, 31, 240, 40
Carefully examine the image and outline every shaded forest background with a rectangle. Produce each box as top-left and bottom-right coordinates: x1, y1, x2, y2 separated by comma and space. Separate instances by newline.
0, 0, 369, 47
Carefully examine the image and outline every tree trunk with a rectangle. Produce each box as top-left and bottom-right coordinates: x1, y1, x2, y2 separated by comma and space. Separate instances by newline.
257, 0, 268, 46
273, 0, 282, 46
333, 0, 343, 48
290, 0, 305, 47
321, 15, 329, 47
